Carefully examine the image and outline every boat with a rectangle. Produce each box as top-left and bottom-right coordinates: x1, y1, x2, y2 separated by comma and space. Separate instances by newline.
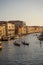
0, 42, 2, 50
38, 33, 43, 41
13, 41, 20, 46
1, 36, 11, 41
22, 41, 29, 46
38, 35, 43, 41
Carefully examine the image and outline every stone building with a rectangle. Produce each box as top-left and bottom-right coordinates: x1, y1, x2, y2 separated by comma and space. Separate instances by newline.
0, 21, 6, 37
6, 22, 15, 39
8, 20, 26, 35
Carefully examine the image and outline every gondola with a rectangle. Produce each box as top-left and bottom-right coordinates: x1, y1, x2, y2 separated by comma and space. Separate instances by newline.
38, 35, 43, 41
38, 33, 43, 41
13, 41, 20, 46
22, 41, 29, 46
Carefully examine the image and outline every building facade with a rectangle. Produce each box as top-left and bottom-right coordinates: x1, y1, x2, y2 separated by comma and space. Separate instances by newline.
8, 20, 26, 35
0, 21, 6, 40
6, 22, 15, 39
0, 22, 6, 37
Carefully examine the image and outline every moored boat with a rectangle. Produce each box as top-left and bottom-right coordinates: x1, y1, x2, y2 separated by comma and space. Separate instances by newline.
1, 36, 10, 41
0, 42, 2, 50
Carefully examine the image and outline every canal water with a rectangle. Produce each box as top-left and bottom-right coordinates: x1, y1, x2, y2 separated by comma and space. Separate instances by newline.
0, 33, 43, 65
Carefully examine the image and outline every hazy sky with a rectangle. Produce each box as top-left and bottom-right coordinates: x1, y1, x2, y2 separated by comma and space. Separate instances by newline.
0, 0, 43, 26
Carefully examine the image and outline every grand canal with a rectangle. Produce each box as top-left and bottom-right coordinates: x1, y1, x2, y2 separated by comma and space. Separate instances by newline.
0, 33, 43, 65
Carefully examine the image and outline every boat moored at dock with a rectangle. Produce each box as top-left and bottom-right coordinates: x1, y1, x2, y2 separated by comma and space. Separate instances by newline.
0, 42, 2, 50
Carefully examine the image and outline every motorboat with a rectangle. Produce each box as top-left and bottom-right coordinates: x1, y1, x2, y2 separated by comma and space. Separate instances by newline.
0, 42, 2, 50
13, 41, 20, 46
22, 41, 29, 46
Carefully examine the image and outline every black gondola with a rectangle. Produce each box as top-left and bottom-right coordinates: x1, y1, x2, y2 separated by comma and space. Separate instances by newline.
13, 41, 20, 46
22, 41, 29, 46
38, 33, 43, 41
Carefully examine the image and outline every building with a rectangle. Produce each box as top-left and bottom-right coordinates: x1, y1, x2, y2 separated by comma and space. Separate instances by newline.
26, 26, 36, 34
18, 26, 26, 35
8, 20, 26, 35
26, 26, 43, 34
0, 21, 6, 40
6, 22, 15, 39
0, 21, 6, 37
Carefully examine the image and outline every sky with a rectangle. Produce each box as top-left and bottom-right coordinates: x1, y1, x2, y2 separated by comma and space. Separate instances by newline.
0, 0, 43, 26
